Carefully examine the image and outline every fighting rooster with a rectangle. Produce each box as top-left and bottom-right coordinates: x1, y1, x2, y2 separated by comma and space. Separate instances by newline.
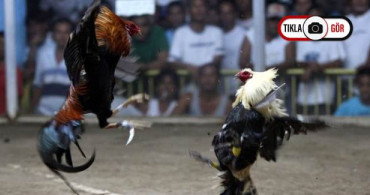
38, 0, 149, 193
190, 68, 327, 195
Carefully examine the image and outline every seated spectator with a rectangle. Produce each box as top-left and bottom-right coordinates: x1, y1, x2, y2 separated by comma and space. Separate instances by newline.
236, 0, 253, 30
165, 1, 186, 46
138, 68, 181, 116
335, 65, 370, 116
219, 0, 249, 94
168, 0, 224, 80
0, 32, 23, 116
125, 15, 169, 94
131, 15, 169, 71
176, 65, 232, 116
296, 8, 346, 115
346, 0, 370, 70
31, 18, 73, 115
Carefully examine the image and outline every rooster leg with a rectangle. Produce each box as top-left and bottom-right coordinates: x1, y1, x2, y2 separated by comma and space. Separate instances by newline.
104, 120, 152, 145
189, 150, 223, 171
111, 93, 149, 116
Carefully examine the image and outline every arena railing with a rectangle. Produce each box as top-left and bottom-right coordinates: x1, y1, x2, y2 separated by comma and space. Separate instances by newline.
284, 68, 355, 115
126, 68, 356, 116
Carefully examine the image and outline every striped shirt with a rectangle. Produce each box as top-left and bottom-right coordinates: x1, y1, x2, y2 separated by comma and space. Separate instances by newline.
33, 42, 70, 116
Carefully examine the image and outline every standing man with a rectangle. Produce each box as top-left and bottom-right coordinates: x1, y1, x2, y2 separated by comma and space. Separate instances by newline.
31, 19, 73, 115
168, 0, 224, 80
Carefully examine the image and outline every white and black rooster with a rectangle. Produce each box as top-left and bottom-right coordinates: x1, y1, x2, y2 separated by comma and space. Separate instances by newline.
190, 68, 327, 195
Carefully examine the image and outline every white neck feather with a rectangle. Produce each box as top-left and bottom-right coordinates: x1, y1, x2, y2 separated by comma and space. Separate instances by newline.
233, 68, 287, 120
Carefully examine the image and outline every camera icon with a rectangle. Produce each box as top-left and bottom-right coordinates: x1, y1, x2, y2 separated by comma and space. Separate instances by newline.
308, 22, 323, 34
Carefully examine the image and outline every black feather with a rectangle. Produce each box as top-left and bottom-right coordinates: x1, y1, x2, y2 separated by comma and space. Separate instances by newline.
65, 149, 73, 167
74, 140, 86, 158
260, 117, 328, 161
62, 0, 117, 128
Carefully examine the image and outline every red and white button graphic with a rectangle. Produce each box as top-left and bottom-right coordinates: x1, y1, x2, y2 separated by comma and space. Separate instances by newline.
279, 15, 352, 41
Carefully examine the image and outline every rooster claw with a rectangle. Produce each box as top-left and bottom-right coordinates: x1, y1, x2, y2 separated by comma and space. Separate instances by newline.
119, 120, 135, 145
126, 127, 135, 145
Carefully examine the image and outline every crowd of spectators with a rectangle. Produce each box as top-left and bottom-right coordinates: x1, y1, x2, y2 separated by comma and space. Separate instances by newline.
0, 0, 370, 117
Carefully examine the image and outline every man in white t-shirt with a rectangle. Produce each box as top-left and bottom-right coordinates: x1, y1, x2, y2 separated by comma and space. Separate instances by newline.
344, 0, 370, 70
295, 1, 346, 115
296, 41, 346, 114
168, 0, 224, 79
219, 1, 248, 95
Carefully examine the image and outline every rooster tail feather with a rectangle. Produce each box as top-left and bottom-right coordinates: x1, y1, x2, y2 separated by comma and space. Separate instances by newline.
260, 117, 328, 161
74, 140, 86, 158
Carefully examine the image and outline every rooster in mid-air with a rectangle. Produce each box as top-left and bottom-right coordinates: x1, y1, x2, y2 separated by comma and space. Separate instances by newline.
37, 0, 149, 193
190, 68, 327, 195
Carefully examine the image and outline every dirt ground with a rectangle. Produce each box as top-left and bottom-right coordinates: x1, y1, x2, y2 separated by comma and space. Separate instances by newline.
0, 123, 369, 195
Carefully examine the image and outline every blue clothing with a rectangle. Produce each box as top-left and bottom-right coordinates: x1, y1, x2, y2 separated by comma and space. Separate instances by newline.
0, 0, 27, 67
166, 29, 175, 46
334, 97, 370, 117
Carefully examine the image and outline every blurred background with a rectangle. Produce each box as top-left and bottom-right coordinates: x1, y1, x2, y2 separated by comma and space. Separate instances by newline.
1, 0, 370, 119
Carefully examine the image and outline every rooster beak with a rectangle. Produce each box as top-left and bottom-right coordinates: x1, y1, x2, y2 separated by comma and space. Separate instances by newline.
234, 72, 240, 79
138, 30, 142, 36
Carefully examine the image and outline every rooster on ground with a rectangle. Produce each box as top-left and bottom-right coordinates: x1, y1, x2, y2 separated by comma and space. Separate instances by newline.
37, 0, 150, 193
190, 68, 327, 195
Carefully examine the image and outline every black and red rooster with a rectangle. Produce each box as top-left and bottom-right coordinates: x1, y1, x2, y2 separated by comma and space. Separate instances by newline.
37, 0, 149, 193
190, 68, 327, 195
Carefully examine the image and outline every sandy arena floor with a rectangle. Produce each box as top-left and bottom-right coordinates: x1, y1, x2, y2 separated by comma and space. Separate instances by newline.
0, 122, 369, 195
